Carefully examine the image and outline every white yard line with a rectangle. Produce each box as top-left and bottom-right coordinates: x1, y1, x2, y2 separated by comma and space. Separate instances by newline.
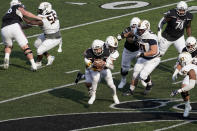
154, 120, 195, 131
0, 57, 176, 104
172, 80, 182, 84
0, 0, 194, 44
65, 70, 80, 74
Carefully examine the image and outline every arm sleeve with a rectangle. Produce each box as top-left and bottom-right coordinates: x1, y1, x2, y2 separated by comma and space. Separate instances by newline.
158, 17, 167, 31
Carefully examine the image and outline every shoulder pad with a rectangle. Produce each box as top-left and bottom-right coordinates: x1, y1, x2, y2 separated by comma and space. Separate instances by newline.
164, 9, 177, 18
110, 50, 119, 60
186, 12, 193, 20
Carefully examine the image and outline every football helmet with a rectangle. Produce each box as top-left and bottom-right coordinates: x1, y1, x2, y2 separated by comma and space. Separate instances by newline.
105, 36, 118, 53
186, 36, 197, 53
130, 17, 140, 28
176, 1, 188, 16
143, 20, 150, 30
38, 2, 52, 15
178, 52, 192, 67
91, 40, 104, 56
137, 20, 150, 36
10, 0, 21, 7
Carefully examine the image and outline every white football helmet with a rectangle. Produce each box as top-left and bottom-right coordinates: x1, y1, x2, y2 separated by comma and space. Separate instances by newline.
143, 20, 150, 30
38, 2, 52, 15
186, 36, 197, 53
105, 36, 118, 53
91, 40, 104, 56
178, 52, 192, 67
10, 0, 21, 7
137, 20, 150, 36
130, 17, 140, 28
176, 1, 188, 16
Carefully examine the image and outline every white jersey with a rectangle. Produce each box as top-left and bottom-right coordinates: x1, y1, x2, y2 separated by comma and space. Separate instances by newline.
137, 30, 159, 59
181, 64, 197, 76
39, 10, 60, 34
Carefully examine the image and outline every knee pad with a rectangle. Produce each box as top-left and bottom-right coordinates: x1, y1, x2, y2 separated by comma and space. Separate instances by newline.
24, 48, 32, 56
5, 45, 13, 49
121, 68, 128, 76
181, 92, 189, 101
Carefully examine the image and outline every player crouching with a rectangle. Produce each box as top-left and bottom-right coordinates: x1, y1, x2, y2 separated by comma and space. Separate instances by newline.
84, 39, 119, 105
170, 52, 196, 117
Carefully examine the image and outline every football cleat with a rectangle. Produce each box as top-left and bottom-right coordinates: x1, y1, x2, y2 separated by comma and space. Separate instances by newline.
3, 58, 9, 69
123, 89, 134, 96
113, 95, 120, 104
36, 62, 42, 69
88, 93, 96, 104
31, 64, 37, 71
47, 56, 55, 65
144, 84, 152, 95
183, 104, 192, 117
118, 78, 126, 88
75, 72, 83, 84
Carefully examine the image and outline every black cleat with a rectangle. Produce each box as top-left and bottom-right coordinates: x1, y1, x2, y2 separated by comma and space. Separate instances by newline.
144, 84, 152, 95
75, 72, 83, 84
123, 89, 134, 96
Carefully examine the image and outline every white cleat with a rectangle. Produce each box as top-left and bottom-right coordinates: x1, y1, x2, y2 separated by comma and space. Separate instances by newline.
36, 62, 42, 69
183, 104, 192, 117
118, 78, 126, 89
3, 58, 9, 69
47, 56, 55, 66
88, 93, 96, 105
31, 64, 37, 71
113, 95, 120, 104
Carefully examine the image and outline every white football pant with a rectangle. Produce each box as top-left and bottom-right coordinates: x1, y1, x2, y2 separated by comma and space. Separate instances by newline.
34, 33, 62, 55
85, 69, 117, 96
1, 23, 28, 47
159, 35, 185, 56
121, 48, 139, 72
133, 57, 161, 80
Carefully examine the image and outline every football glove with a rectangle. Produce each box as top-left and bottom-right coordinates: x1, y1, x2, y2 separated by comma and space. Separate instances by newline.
136, 52, 144, 58
117, 34, 122, 41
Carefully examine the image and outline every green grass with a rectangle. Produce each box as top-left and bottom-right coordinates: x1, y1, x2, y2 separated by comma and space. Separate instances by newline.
0, 0, 197, 130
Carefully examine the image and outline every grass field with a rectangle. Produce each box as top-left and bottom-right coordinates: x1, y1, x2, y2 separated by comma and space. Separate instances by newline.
0, 0, 197, 130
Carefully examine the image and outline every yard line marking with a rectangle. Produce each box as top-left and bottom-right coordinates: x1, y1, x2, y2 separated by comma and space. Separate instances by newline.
65, 70, 80, 74
65, 2, 87, 5
172, 80, 182, 84
0, 57, 177, 104
154, 120, 195, 131
0, 0, 194, 45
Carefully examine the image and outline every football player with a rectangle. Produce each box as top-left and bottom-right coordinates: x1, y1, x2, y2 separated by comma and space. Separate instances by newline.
117, 17, 141, 89
22, 2, 62, 67
123, 20, 161, 95
75, 36, 119, 84
83, 39, 119, 105
1, 0, 41, 71
170, 52, 196, 117
158, 1, 193, 56
172, 36, 197, 81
